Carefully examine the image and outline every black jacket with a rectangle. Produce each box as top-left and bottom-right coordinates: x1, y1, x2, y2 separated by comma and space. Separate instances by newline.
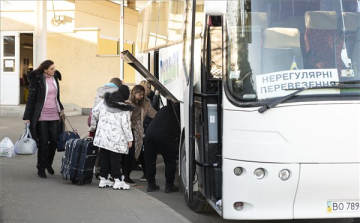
143, 90, 160, 132
23, 70, 64, 141
145, 105, 180, 140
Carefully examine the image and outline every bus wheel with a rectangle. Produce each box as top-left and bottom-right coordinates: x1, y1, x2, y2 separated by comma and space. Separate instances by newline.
180, 141, 213, 213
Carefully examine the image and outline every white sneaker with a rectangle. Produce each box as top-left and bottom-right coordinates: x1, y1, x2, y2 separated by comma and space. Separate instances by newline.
99, 176, 114, 188
113, 176, 130, 190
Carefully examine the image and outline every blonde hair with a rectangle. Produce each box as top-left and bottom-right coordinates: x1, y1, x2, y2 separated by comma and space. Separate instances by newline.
129, 85, 145, 106
139, 80, 151, 96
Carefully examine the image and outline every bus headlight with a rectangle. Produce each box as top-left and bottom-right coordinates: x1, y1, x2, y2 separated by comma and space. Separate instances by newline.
234, 167, 243, 176
254, 168, 265, 179
279, 169, 291, 181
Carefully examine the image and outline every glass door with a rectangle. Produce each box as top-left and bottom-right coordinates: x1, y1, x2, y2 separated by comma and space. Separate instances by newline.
0, 32, 20, 105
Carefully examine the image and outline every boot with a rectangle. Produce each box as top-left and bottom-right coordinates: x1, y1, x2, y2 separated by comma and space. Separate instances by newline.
124, 176, 136, 186
147, 182, 160, 192
113, 176, 130, 190
98, 176, 114, 188
46, 166, 55, 175
38, 170, 47, 178
165, 183, 179, 193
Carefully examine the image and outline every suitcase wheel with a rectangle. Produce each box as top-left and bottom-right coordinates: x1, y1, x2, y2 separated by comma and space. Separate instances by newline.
77, 181, 84, 186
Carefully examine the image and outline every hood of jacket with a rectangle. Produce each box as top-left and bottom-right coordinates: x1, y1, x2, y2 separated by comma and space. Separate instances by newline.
28, 70, 61, 82
104, 94, 135, 113
27, 70, 43, 82
97, 85, 118, 100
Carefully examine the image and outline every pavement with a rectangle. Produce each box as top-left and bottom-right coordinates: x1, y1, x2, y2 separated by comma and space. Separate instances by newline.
0, 116, 191, 223
0, 116, 356, 223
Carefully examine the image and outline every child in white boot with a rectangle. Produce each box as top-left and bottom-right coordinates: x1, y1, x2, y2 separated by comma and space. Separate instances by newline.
90, 86, 134, 190
113, 176, 130, 190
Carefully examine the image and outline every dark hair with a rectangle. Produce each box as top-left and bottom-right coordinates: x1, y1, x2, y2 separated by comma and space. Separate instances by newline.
110, 78, 122, 87
35, 60, 54, 74
105, 91, 125, 103
118, 85, 130, 101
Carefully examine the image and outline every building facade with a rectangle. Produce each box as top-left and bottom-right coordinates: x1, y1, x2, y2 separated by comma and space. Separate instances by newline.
0, 0, 138, 109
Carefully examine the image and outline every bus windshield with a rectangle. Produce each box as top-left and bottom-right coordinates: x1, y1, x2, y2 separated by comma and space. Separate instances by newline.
225, 0, 360, 102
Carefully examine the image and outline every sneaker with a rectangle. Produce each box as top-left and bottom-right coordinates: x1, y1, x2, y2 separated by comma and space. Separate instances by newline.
124, 177, 136, 186
147, 182, 160, 192
165, 184, 179, 193
113, 176, 130, 190
38, 170, 47, 178
139, 175, 147, 182
108, 174, 114, 182
99, 176, 114, 188
46, 166, 55, 175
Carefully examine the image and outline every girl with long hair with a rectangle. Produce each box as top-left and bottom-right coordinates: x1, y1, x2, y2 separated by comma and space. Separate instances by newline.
124, 85, 157, 185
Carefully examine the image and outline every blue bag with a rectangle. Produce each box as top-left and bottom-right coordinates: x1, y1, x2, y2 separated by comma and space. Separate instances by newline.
57, 115, 80, 152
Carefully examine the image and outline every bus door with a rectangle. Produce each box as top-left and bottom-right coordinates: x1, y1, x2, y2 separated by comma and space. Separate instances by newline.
190, 15, 224, 212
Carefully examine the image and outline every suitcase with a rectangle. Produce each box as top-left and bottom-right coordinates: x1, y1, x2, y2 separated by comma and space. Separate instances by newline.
57, 130, 80, 152
61, 138, 98, 185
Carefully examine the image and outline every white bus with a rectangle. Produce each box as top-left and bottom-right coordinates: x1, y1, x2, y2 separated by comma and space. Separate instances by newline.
122, 0, 360, 221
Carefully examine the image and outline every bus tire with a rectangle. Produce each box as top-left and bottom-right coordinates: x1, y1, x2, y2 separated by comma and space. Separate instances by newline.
180, 140, 213, 213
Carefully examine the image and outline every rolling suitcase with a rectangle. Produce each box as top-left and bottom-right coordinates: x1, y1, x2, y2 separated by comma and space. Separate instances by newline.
61, 138, 98, 185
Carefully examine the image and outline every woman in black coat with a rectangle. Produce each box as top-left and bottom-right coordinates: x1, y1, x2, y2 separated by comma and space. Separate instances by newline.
23, 60, 64, 178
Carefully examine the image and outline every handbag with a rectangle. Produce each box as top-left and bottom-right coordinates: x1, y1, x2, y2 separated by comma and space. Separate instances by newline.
0, 137, 16, 157
57, 115, 80, 152
14, 123, 37, 155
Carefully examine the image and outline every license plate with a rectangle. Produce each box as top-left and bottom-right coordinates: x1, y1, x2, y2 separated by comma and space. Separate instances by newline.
327, 201, 360, 213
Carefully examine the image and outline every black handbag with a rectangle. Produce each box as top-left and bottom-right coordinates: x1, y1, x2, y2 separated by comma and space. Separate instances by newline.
57, 115, 80, 152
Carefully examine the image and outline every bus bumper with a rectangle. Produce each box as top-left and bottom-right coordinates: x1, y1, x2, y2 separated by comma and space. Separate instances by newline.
222, 159, 360, 220
294, 163, 360, 219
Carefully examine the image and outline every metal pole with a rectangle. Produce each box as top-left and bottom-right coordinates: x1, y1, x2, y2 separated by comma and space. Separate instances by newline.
120, 0, 124, 80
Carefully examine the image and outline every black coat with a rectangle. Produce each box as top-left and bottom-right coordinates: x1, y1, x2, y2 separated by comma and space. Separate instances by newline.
143, 90, 160, 132
145, 105, 180, 141
23, 70, 64, 141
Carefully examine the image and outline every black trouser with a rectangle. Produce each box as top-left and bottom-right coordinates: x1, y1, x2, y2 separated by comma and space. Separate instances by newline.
36, 120, 59, 171
99, 148, 122, 179
144, 131, 176, 184
122, 137, 135, 179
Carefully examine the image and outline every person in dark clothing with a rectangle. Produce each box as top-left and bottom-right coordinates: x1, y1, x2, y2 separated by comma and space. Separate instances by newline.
144, 102, 180, 193
23, 60, 64, 178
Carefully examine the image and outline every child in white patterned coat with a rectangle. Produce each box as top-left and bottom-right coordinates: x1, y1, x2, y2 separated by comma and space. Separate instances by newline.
90, 85, 135, 190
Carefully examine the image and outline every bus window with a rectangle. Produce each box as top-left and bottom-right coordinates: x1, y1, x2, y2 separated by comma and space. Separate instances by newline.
225, 0, 360, 102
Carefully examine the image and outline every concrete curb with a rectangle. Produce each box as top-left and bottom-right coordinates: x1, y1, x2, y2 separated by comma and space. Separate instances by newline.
0, 103, 82, 117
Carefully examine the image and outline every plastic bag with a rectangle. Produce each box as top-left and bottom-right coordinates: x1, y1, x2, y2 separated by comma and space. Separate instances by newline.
0, 137, 15, 157
14, 124, 37, 155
